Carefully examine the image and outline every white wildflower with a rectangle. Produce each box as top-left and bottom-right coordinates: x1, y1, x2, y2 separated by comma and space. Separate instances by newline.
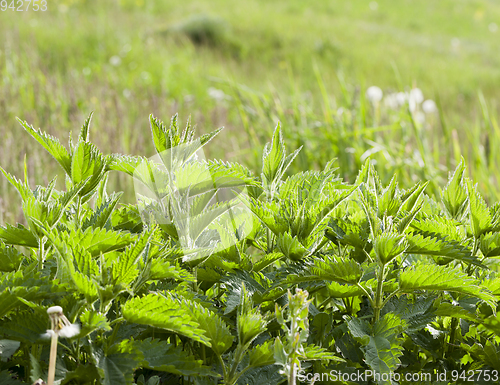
489, 23, 498, 33
415, 112, 426, 124
409, 88, 424, 104
451, 38, 460, 50
366, 86, 383, 103
422, 99, 437, 114
383, 93, 399, 110
396, 92, 407, 106
109, 55, 122, 66
208, 87, 226, 101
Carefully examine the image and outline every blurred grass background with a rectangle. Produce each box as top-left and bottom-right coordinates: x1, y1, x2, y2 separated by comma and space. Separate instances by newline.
1, 0, 500, 223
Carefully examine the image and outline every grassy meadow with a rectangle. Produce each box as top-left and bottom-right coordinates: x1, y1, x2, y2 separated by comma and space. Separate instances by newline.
1, 0, 500, 223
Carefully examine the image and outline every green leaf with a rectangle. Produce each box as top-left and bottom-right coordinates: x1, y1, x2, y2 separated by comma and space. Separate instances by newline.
327, 281, 365, 298
347, 314, 404, 384
185, 302, 234, 355
111, 204, 143, 233
0, 242, 25, 272
0, 340, 21, 362
374, 233, 407, 264
480, 232, 500, 258
467, 179, 492, 237
306, 256, 362, 285
377, 176, 400, 216
262, 123, 286, 184
17, 118, 72, 175
248, 340, 275, 368
399, 181, 429, 214
440, 158, 468, 220
461, 341, 500, 370
122, 293, 210, 345
0, 310, 48, 343
58, 227, 136, 257
0, 223, 38, 248
302, 344, 343, 362
130, 338, 216, 376
0, 370, 24, 384
78, 111, 93, 143
383, 297, 436, 333
0, 166, 34, 202
79, 310, 111, 336
399, 263, 496, 308
405, 231, 478, 265
71, 141, 108, 198
96, 348, 138, 385
82, 192, 123, 230
111, 231, 150, 287
277, 232, 309, 261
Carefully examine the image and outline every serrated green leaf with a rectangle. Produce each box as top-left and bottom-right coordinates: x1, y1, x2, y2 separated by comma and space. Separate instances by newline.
0, 340, 21, 362
0, 242, 25, 272
17, 118, 72, 175
184, 302, 234, 356
122, 293, 210, 345
399, 263, 496, 308
248, 340, 275, 368
277, 232, 308, 261
262, 123, 286, 184
441, 159, 468, 220
71, 141, 108, 198
78, 111, 93, 143
467, 179, 492, 237
79, 310, 111, 336
128, 338, 216, 376
96, 348, 138, 385
0, 223, 38, 248
374, 232, 407, 264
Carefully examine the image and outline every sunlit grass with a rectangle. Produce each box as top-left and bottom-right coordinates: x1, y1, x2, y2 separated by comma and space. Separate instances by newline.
1, 0, 500, 222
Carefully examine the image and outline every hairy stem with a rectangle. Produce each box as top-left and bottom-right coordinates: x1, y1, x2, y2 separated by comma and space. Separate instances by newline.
374, 264, 386, 322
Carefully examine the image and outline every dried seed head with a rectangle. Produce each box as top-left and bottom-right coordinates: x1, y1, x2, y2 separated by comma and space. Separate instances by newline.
47, 306, 63, 315
45, 306, 80, 338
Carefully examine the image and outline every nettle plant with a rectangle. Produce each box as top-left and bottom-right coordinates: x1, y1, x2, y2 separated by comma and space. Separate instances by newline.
0, 114, 499, 385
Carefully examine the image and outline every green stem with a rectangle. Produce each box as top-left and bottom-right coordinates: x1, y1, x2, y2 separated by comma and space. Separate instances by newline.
226, 344, 246, 385
381, 288, 401, 309
446, 317, 459, 357
374, 264, 386, 322
356, 282, 374, 308
75, 196, 82, 225
38, 237, 45, 270
217, 354, 228, 383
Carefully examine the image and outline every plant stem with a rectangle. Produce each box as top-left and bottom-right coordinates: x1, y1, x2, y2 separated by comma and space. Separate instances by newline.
226, 344, 246, 385
374, 264, 386, 322
47, 331, 58, 385
356, 282, 375, 308
38, 237, 45, 270
75, 196, 82, 224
